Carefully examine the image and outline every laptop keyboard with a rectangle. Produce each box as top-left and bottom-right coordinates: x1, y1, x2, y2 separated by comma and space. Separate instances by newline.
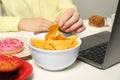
78, 42, 108, 64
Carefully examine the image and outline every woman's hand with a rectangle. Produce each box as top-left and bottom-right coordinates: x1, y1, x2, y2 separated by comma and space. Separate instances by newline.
18, 17, 53, 33
56, 8, 85, 33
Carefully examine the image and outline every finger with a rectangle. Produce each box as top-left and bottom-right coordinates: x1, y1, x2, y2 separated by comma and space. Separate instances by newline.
59, 27, 65, 32
63, 11, 80, 29
65, 18, 83, 32
56, 8, 75, 27
72, 25, 86, 33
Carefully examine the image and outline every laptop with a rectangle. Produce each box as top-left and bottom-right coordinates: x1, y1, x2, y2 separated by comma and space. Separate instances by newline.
77, 0, 120, 70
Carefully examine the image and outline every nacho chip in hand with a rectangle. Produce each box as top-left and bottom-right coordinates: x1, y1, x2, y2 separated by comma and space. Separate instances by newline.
45, 24, 59, 40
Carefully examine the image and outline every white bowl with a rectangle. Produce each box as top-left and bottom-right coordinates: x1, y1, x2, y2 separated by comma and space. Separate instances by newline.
28, 33, 82, 71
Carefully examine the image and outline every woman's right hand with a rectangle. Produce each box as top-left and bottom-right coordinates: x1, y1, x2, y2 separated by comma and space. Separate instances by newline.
18, 17, 53, 33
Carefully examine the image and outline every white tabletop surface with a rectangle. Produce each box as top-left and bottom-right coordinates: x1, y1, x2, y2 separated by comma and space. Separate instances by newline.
27, 59, 120, 80
1, 19, 120, 80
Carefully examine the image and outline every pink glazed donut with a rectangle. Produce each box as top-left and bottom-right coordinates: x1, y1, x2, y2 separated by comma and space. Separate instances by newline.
0, 38, 24, 55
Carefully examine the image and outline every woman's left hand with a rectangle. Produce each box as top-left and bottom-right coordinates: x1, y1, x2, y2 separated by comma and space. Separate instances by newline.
56, 8, 85, 33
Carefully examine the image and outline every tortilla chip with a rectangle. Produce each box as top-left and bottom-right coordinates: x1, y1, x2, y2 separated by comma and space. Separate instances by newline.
49, 39, 77, 50
45, 24, 59, 40
30, 38, 54, 50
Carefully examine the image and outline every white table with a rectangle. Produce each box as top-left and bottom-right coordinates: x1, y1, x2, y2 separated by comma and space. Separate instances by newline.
27, 59, 120, 80
27, 20, 120, 80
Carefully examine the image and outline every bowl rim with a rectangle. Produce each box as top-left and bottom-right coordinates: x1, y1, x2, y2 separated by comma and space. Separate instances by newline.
28, 33, 82, 53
